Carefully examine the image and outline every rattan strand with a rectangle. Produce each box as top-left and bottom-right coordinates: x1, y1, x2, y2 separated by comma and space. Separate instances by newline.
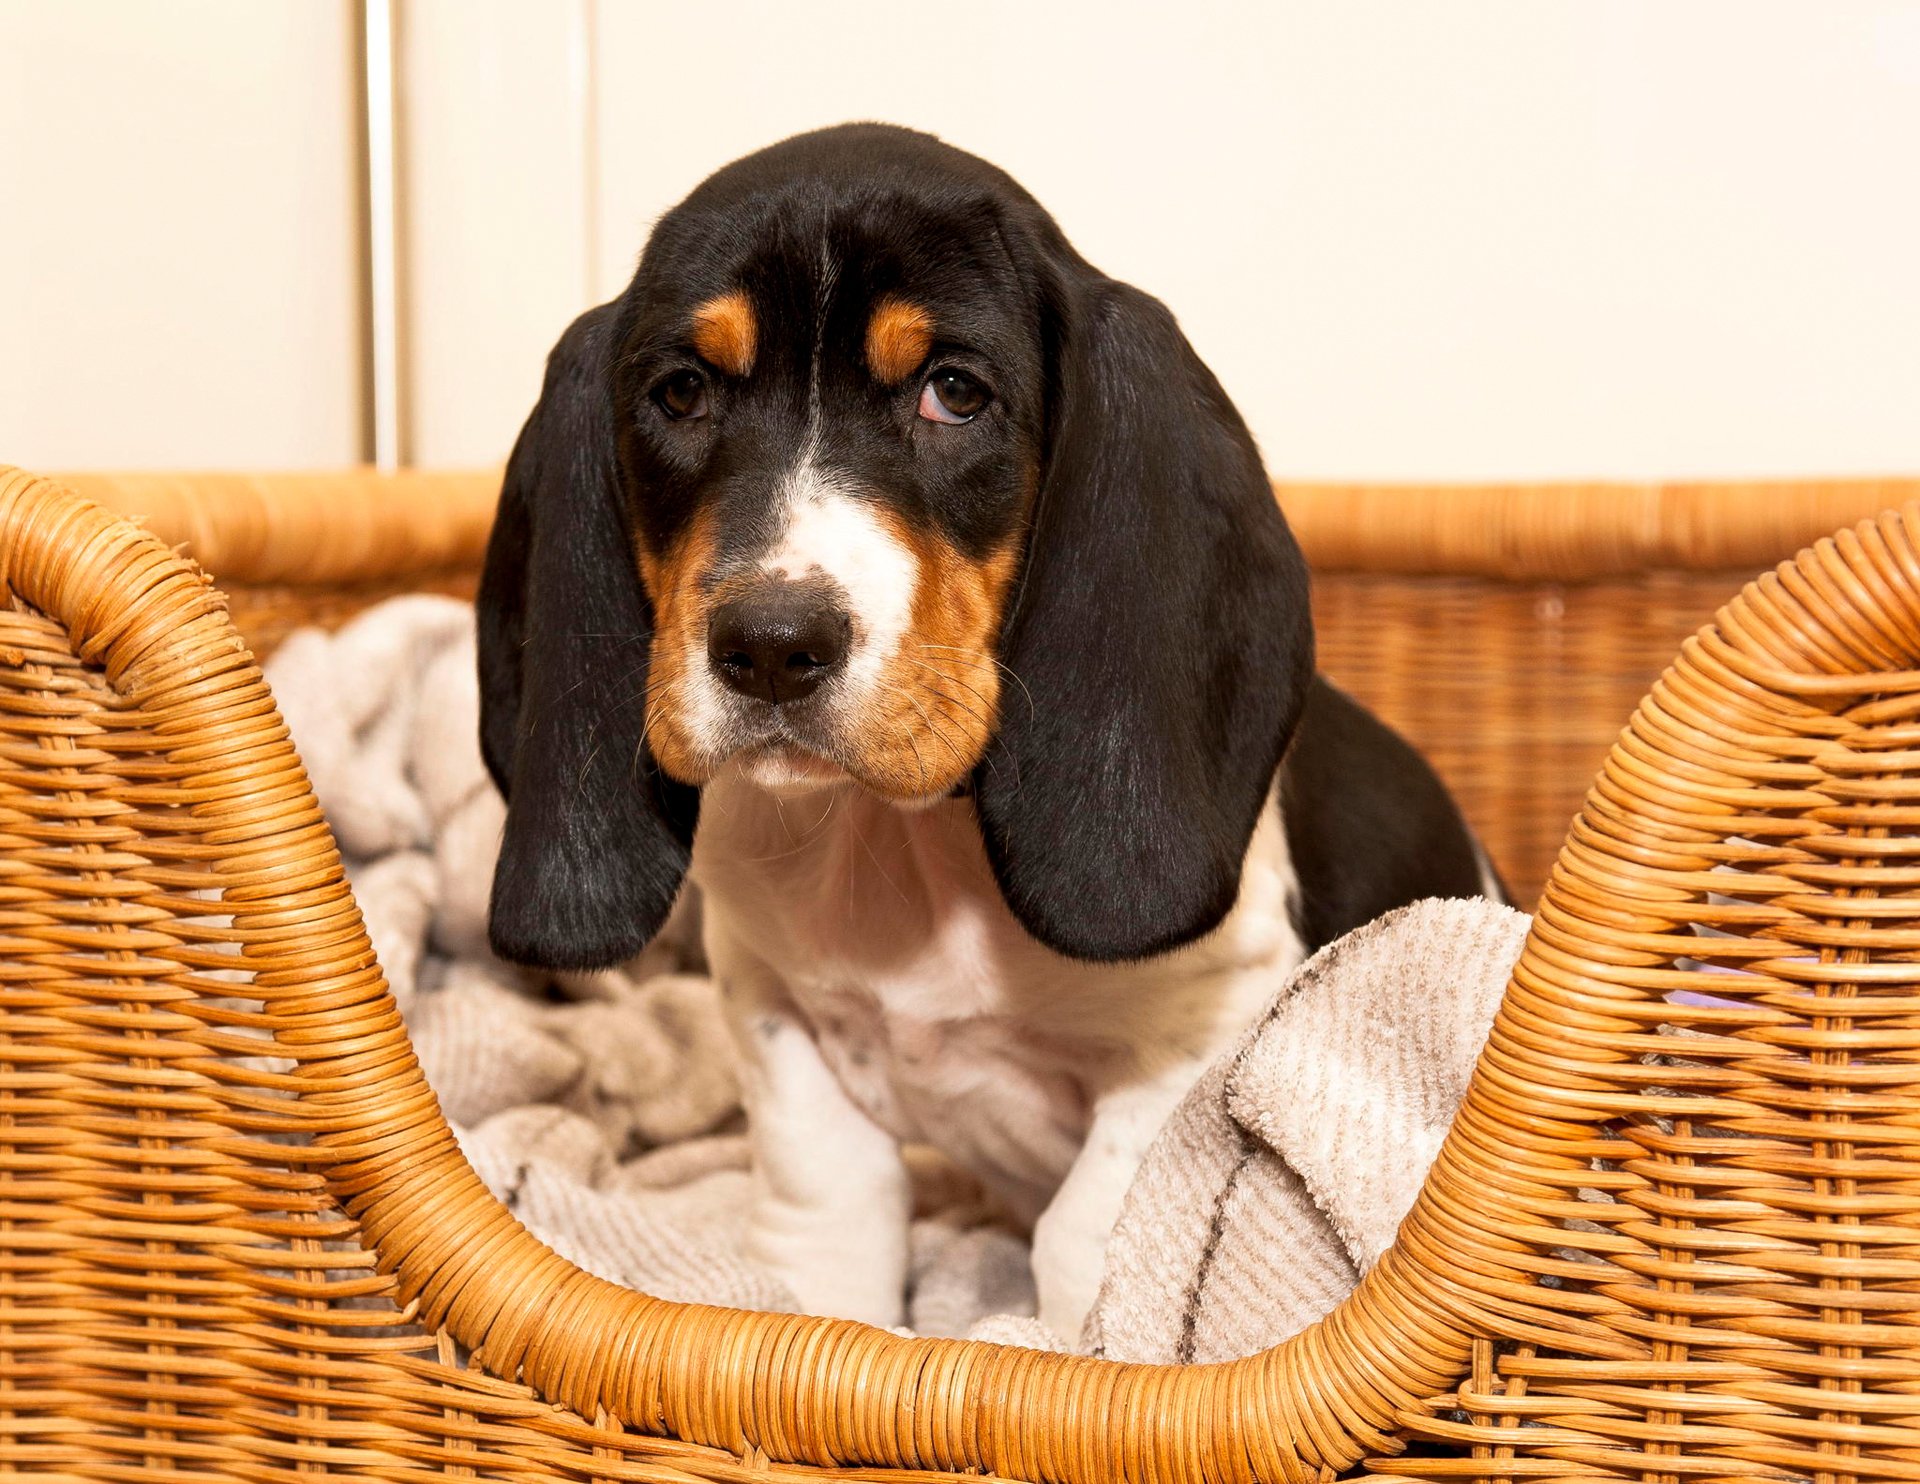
1282, 480, 1920, 579
6, 463, 1920, 1483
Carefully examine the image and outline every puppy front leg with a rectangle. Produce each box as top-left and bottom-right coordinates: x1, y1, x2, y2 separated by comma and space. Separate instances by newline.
1031, 1061, 1204, 1343
711, 938, 909, 1327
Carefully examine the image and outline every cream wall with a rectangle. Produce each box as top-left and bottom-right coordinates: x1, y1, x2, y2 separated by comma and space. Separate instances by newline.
0, 0, 363, 468
5, 1, 1919, 479
399, 0, 597, 467
586, 0, 1920, 481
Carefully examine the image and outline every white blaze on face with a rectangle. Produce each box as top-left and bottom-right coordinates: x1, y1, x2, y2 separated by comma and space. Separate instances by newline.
676, 445, 924, 794
760, 452, 919, 713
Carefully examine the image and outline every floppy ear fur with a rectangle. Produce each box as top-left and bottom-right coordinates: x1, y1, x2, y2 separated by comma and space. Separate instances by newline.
974, 278, 1313, 962
476, 302, 698, 969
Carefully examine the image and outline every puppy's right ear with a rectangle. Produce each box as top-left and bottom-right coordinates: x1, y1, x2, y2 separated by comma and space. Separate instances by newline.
476, 303, 697, 970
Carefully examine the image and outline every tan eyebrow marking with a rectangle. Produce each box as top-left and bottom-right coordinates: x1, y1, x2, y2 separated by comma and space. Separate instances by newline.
865, 297, 934, 386
690, 290, 757, 376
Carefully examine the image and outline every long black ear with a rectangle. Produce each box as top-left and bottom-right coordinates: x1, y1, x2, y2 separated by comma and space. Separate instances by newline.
974, 279, 1313, 962
476, 302, 698, 969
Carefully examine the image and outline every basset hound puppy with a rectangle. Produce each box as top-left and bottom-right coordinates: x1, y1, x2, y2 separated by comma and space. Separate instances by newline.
477, 122, 1501, 1337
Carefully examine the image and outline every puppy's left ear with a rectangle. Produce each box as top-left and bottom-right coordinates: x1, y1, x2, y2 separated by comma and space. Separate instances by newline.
974, 278, 1313, 962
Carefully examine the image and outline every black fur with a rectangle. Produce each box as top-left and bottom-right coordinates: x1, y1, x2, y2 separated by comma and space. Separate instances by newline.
478, 304, 699, 968
974, 277, 1314, 959
1280, 678, 1497, 951
475, 121, 1491, 970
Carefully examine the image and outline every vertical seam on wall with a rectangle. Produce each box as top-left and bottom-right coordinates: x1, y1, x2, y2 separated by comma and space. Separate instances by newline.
361, 0, 406, 469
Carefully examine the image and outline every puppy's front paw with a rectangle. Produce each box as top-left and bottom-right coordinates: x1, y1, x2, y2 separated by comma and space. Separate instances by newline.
1031, 1199, 1109, 1345
747, 1202, 908, 1329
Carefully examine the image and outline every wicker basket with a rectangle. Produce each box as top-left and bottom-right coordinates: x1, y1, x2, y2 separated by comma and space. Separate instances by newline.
5, 463, 1920, 1482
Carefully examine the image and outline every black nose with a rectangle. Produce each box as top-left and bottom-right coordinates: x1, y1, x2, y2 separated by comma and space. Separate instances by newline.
707, 588, 851, 704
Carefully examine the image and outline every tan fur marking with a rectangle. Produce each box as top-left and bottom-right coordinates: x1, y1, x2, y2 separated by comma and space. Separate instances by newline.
637, 494, 1023, 801
853, 512, 1020, 799
691, 291, 757, 376
865, 298, 934, 386
638, 511, 722, 784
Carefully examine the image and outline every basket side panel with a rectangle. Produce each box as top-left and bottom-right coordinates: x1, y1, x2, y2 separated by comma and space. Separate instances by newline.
1364, 506, 1920, 1484
1315, 569, 1750, 906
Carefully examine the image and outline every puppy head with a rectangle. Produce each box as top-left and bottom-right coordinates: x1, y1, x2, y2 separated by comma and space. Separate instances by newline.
612, 130, 1046, 806
479, 124, 1312, 969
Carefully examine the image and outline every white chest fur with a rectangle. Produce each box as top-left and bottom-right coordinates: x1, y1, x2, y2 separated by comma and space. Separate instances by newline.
691, 771, 1305, 1228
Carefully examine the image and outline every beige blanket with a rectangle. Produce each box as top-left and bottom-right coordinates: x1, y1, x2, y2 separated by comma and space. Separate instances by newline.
267, 596, 1527, 1355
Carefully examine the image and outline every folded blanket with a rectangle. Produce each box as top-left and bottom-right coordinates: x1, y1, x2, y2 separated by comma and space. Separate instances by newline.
266, 596, 1528, 1355
1091, 894, 1529, 1361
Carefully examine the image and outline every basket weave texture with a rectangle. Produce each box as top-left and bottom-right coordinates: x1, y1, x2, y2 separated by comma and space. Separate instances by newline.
5, 464, 1920, 1483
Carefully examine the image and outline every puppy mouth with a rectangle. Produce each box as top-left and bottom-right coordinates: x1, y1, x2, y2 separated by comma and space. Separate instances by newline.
722, 712, 857, 794
718, 711, 953, 804
677, 679, 979, 805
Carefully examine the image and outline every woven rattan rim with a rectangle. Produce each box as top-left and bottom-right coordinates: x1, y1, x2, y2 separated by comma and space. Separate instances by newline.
56, 469, 1920, 584
9, 461, 1920, 1482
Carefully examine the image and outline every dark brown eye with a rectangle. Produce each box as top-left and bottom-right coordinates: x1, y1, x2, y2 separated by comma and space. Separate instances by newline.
655, 369, 709, 420
918, 368, 989, 424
